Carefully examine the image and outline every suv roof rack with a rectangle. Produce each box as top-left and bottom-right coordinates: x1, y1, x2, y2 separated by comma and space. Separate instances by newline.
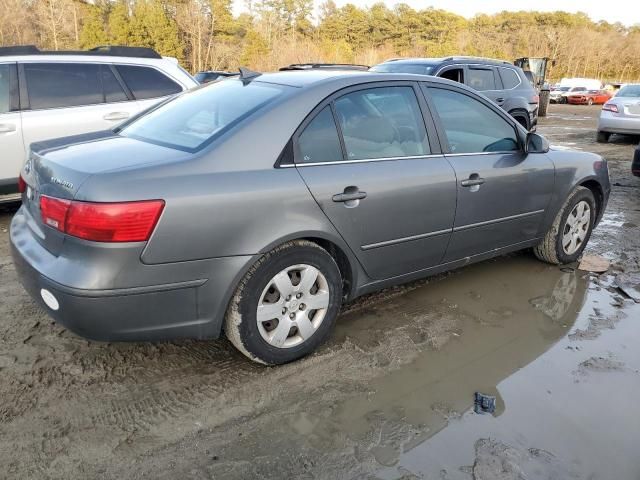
279, 63, 369, 71
443, 56, 512, 65
0, 45, 162, 59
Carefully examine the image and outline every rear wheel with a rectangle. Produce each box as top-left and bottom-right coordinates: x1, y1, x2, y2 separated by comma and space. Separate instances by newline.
510, 109, 530, 131
596, 131, 610, 143
533, 186, 596, 265
225, 240, 342, 365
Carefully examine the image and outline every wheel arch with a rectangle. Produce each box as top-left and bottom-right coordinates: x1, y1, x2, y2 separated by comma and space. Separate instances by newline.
579, 178, 605, 224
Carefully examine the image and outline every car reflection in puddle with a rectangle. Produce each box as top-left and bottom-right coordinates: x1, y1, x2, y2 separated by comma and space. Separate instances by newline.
311, 254, 588, 468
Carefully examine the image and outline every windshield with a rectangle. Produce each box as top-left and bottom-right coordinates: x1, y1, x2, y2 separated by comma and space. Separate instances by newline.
370, 63, 434, 75
121, 80, 288, 152
617, 85, 640, 98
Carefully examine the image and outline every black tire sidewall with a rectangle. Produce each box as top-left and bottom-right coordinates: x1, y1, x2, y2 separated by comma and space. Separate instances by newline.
554, 189, 596, 264
236, 246, 342, 365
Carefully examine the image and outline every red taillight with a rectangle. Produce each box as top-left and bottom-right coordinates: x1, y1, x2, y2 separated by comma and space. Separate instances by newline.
39, 196, 164, 242
602, 103, 618, 113
18, 174, 27, 193
40, 195, 71, 231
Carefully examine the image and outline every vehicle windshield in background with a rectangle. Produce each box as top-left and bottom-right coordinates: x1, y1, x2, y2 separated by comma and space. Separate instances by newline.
121, 80, 287, 151
617, 85, 640, 97
370, 63, 435, 75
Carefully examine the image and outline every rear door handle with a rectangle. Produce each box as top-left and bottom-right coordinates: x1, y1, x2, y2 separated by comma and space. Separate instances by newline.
495, 97, 505, 103
332, 191, 367, 202
460, 178, 485, 187
103, 112, 130, 121
0, 123, 16, 133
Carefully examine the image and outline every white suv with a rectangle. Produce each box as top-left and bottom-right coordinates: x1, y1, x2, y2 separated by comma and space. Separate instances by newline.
0, 45, 197, 201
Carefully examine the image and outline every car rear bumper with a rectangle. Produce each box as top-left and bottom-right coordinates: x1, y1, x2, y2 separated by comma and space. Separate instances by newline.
598, 113, 640, 135
10, 206, 253, 342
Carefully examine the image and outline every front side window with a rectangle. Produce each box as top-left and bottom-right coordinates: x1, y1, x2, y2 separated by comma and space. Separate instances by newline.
121, 79, 287, 151
24, 63, 102, 109
429, 87, 520, 154
116, 65, 182, 100
333, 86, 429, 160
467, 68, 496, 91
297, 106, 343, 164
0, 64, 11, 114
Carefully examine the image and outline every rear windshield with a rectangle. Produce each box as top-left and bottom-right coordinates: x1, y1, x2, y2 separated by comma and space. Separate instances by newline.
617, 85, 640, 98
120, 80, 288, 151
370, 63, 434, 75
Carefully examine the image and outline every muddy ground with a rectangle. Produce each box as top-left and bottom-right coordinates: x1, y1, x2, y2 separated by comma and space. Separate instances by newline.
1, 104, 640, 480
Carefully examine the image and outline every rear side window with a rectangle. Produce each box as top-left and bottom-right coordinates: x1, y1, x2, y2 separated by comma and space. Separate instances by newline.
121, 79, 287, 152
499, 68, 521, 89
116, 65, 182, 100
333, 86, 429, 160
467, 68, 497, 91
101, 66, 128, 103
297, 106, 343, 163
429, 87, 519, 154
24, 63, 102, 109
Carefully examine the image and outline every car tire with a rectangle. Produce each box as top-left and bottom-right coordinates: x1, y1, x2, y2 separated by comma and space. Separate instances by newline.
596, 131, 610, 143
224, 240, 342, 365
533, 186, 596, 265
587, 98, 594, 106
510, 109, 530, 130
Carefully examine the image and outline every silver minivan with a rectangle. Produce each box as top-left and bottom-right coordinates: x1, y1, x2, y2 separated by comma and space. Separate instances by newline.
0, 45, 197, 201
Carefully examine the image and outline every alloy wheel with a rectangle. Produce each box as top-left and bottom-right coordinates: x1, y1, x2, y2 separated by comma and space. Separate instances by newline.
562, 200, 591, 255
256, 264, 330, 348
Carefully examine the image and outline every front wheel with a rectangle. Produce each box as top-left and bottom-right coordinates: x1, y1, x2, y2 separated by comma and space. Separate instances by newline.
596, 131, 610, 143
587, 98, 594, 106
225, 240, 342, 365
533, 186, 596, 265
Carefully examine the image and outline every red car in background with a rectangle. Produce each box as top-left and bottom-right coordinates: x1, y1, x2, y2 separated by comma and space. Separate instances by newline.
567, 90, 611, 105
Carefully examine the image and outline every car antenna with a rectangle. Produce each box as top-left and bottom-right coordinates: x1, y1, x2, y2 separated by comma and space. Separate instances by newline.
238, 67, 262, 83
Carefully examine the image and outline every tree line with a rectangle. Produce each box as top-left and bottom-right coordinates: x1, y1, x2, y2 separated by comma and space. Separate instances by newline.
1, 0, 639, 82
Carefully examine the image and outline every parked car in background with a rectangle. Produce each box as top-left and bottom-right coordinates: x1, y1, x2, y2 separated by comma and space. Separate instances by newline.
567, 89, 611, 105
12, 70, 609, 365
194, 70, 237, 84
280, 63, 370, 71
370, 57, 539, 130
0, 45, 197, 202
550, 86, 587, 103
632, 144, 640, 176
597, 84, 640, 142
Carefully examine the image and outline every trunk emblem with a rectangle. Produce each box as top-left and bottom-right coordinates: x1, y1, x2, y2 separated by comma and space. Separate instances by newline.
51, 177, 74, 190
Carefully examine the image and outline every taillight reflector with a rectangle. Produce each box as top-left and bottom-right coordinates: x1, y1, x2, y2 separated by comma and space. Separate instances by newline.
18, 174, 27, 194
602, 103, 618, 113
40, 196, 71, 231
39, 196, 164, 242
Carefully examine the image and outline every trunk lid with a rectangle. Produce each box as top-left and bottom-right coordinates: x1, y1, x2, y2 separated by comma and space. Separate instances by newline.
22, 131, 188, 256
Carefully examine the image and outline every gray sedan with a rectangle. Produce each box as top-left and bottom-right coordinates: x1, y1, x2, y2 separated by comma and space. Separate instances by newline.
11, 71, 610, 364
597, 84, 640, 142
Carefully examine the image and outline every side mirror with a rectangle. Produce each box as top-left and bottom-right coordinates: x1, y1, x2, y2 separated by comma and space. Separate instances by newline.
525, 132, 550, 154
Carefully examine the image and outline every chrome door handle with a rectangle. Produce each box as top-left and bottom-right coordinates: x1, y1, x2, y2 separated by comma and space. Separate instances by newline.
0, 123, 16, 133
460, 178, 485, 187
103, 112, 130, 121
332, 191, 367, 202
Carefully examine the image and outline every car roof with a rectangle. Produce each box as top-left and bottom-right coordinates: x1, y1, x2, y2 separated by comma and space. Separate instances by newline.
249, 69, 470, 90
380, 56, 514, 67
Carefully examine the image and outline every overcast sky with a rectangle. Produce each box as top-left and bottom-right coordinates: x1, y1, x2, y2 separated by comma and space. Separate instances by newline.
235, 0, 640, 26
